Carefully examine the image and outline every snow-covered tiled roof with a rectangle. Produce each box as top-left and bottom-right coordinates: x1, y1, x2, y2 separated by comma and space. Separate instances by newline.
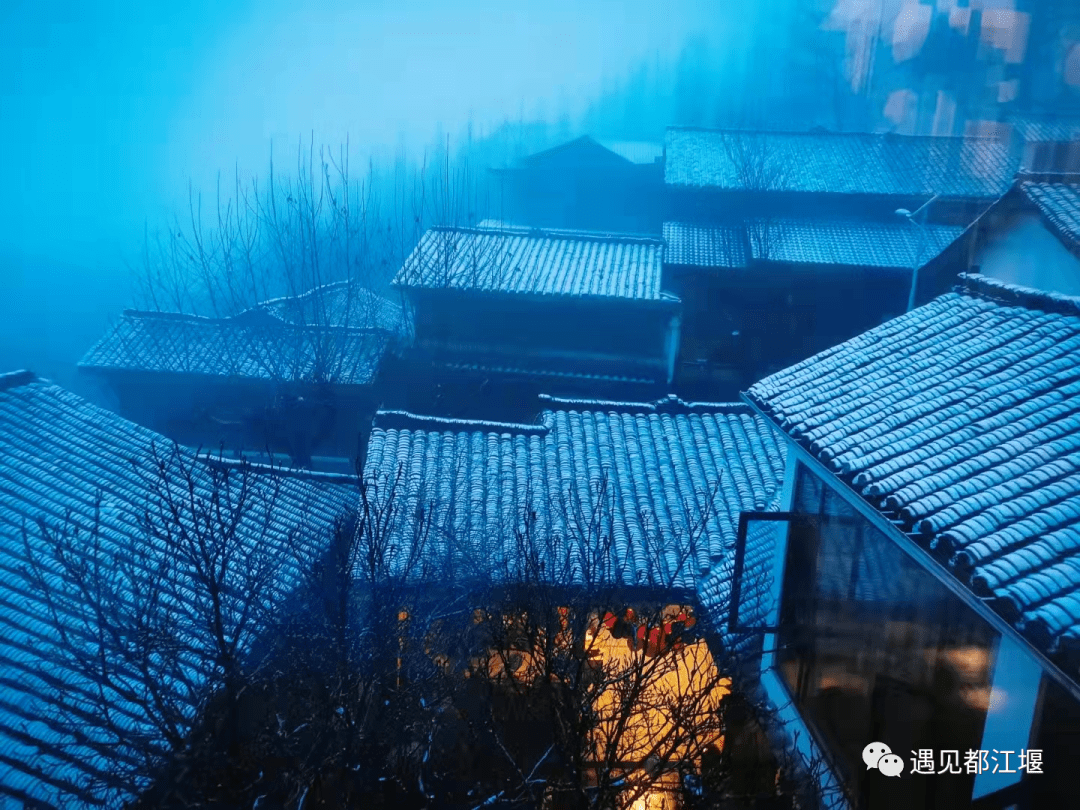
747, 274, 1080, 663
0, 372, 355, 806
1022, 181, 1080, 256
665, 127, 1015, 198
79, 309, 393, 385
759, 219, 965, 268
438, 357, 665, 386
664, 219, 965, 270
362, 395, 786, 590
699, 491, 785, 658
1010, 117, 1080, 144
475, 219, 658, 241
392, 226, 667, 301
663, 222, 746, 268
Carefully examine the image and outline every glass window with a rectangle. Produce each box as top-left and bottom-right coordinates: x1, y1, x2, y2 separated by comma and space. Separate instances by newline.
1022, 674, 1080, 807
777, 462, 1000, 809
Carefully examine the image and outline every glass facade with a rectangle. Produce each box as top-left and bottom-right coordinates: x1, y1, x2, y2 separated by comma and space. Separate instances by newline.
1022, 673, 1080, 807
777, 462, 1000, 809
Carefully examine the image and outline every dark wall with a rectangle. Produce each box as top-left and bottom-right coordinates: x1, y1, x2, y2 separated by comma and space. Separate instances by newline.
378, 355, 666, 423
668, 188, 992, 226
84, 370, 376, 467
668, 264, 910, 396
410, 290, 673, 365
917, 229, 977, 305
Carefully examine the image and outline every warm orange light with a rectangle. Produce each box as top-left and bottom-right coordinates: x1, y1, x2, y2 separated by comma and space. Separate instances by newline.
588, 607, 730, 809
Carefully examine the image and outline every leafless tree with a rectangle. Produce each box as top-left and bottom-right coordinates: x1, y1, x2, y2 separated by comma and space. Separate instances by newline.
128, 452, 495, 809
135, 138, 398, 322
124, 137, 510, 465
388, 140, 518, 295
18, 443, 333, 807
382, 467, 795, 810
717, 132, 791, 266
18, 431, 816, 809
156, 451, 800, 810
396, 224, 521, 293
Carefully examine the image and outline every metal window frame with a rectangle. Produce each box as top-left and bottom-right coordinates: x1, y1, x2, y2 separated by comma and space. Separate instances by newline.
728, 510, 818, 634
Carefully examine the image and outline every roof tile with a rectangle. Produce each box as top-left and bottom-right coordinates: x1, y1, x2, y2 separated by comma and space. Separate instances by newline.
0, 375, 354, 805
665, 128, 1014, 198
664, 219, 964, 269
1022, 182, 1080, 256
362, 396, 786, 590
393, 226, 666, 301
80, 310, 391, 385
748, 273, 1080, 661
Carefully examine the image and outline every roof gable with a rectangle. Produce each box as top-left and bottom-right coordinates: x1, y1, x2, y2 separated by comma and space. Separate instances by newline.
517, 135, 635, 170
665, 127, 1015, 199
1022, 181, 1080, 257
747, 274, 1080, 667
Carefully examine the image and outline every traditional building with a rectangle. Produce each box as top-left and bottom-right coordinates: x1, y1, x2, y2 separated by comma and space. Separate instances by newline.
359, 394, 787, 803
363, 394, 785, 581
732, 274, 1080, 808
662, 127, 1015, 398
972, 175, 1080, 296
663, 217, 971, 400
490, 135, 664, 234
664, 127, 1014, 225
390, 225, 679, 418
79, 282, 404, 470
0, 370, 354, 807
1007, 116, 1080, 173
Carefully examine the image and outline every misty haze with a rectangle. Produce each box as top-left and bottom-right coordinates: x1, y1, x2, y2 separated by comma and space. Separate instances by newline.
1, 2, 1079, 809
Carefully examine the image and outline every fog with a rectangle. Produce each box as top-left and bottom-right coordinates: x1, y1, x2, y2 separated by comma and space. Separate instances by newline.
0, 0, 724, 389
4, 1, 1071, 390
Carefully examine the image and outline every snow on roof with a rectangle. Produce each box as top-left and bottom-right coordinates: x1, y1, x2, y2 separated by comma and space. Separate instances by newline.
362, 396, 786, 590
664, 219, 965, 270
747, 274, 1080, 664
80, 309, 393, 385
665, 127, 1015, 199
254, 281, 404, 332
1022, 181, 1080, 257
595, 140, 664, 165
0, 373, 355, 805
1010, 116, 1080, 144
392, 226, 667, 302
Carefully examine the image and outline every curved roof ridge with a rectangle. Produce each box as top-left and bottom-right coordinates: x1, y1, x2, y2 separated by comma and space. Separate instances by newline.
665, 125, 1006, 143
0, 369, 37, 391
958, 272, 1080, 316
120, 308, 231, 323
538, 393, 753, 415
426, 224, 664, 246
254, 279, 351, 307
372, 409, 553, 435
